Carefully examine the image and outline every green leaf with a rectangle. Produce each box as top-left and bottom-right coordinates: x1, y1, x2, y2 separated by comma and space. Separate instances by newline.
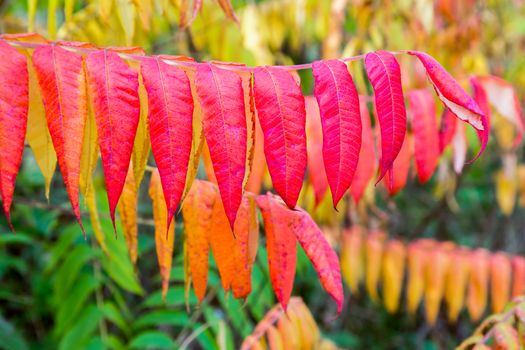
59, 306, 103, 350
101, 302, 130, 335
129, 331, 174, 349
133, 310, 189, 330
53, 244, 97, 301
141, 287, 197, 308
0, 315, 29, 350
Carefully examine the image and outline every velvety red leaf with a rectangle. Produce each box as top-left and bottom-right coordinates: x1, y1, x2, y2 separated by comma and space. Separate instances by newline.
305, 96, 328, 205
383, 133, 412, 196
408, 51, 488, 160
292, 207, 344, 313
141, 57, 193, 231
0, 40, 28, 231
195, 63, 247, 230
256, 193, 297, 310
438, 108, 457, 153
474, 75, 523, 147
365, 51, 407, 183
408, 89, 439, 183
33, 44, 87, 233
350, 97, 376, 203
312, 59, 362, 207
253, 67, 307, 208
85, 50, 140, 230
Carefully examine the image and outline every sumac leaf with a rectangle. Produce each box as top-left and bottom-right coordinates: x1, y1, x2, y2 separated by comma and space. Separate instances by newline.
86, 50, 140, 229
117, 165, 138, 265
444, 249, 470, 323
305, 96, 328, 205
409, 89, 439, 183
511, 256, 525, 298
438, 108, 457, 153
253, 67, 307, 208
195, 63, 246, 230
312, 59, 361, 207
33, 44, 87, 233
365, 50, 407, 183
142, 57, 194, 231
0, 41, 28, 230
408, 51, 487, 160
365, 231, 386, 303
467, 249, 490, 322
382, 240, 406, 313
490, 252, 511, 313
383, 133, 412, 196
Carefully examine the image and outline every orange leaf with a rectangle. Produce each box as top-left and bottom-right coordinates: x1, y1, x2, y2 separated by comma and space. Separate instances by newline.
365, 230, 386, 303
182, 180, 217, 302
149, 169, 175, 300
117, 165, 138, 265
467, 249, 490, 322
490, 252, 512, 313
382, 240, 406, 313
406, 241, 431, 315
445, 249, 470, 323
511, 256, 525, 298
424, 244, 450, 325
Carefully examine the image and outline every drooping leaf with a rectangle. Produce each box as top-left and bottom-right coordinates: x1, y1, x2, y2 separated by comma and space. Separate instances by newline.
467, 249, 490, 322
0, 41, 28, 230
142, 56, 194, 230
438, 108, 457, 153
253, 67, 307, 208
409, 89, 439, 183
33, 44, 87, 233
304, 96, 328, 205
340, 226, 364, 295
490, 252, 511, 313
383, 132, 412, 196
84, 182, 108, 254
382, 240, 406, 314
86, 49, 140, 230
365, 50, 407, 183
406, 241, 430, 315
511, 256, 525, 298
312, 59, 361, 207
292, 208, 344, 313
256, 193, 297, 310
131, 71, 151, 188
216, 0, 238, 22
452, 121, 467, 174
350, 97, 376, 203
79, 84, 99, 202
470, 76, 492, 143
182, 180, 217, 302
245, 112, 266, 194
408, 51, 487, 160
444, 249, 470, 323
149, 169, 175, 300
365, 230, 386, 303
474, 75, 523, 147
424, 244, 450, 325
195, 63, 247, 230
117, 165, 138, 265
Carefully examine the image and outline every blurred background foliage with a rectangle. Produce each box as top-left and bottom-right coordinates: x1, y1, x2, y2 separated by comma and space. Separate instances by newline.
1, 0, 525, 349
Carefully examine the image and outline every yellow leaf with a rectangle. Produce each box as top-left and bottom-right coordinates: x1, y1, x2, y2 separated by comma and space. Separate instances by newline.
131, 72, 151, 188
490, 252, 512, 313
117, 0, 136, 45
424, 244, 450, 325
495, 156, 517, 216
99, 0, 114, 22
382, 240, 406, 314
85, 182, 108, 254
28, 0, 37, 32
340, 226, 364, 295
149, 169, 176, 300
79, 84, 99, 201
445, 249, 470, 323
406, 240, 431, 315
365, 230, 386, 303
133, 0, 153, 31
467, 249, 490, 322
48, 0, 59, 39
118, 165, 139, 265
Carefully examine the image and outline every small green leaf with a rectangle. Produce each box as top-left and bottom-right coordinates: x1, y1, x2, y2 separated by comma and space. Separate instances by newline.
129, 331, 174, 349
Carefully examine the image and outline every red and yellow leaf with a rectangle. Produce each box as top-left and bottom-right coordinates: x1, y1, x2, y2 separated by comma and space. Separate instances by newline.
424, 244, 450, 325
195, 63, 247, 229
216, 0, 238, 22
0, 40, 28, 230
142, 56, 194, 230
33, 44, 87, 233
382, 240, 406, 313
253, 67, 307, 208
467, 249, 490, 321
445, 249, 470, 323
406, 241, 431, 315
312, 59, 362, 207
85, 49, 140, 230
256, 193, 297, 310
409, 89, 439, 183
149, 169, 175, 300
365, 50, 407, 183
490, 252, 512, 313
117, 165, 138, 265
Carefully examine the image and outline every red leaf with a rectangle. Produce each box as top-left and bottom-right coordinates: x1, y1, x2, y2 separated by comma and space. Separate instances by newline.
33, 44, 87, 233
195, 63, 247, 230
438, 108, 457, 153
312, 59, 361, 207
85, 50, 140, 230
350, 97, 376, 203
408, 89, 439, 183
141, 57, 193, 231
383, 133, 412, 195
253, 67, 307, 208
293, 208, 344, 313
365, 51, 407, 183
470, 77, 491, 143
305, 96, 328, 205
256, 193, 297, 310
511, 256, 525, 298
0, 40, 28, 231
408, 51, 488, 160
474, 75, 523, 147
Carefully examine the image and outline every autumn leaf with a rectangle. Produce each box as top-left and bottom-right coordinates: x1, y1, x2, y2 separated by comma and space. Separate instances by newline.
382, 240, 406, 313
467, 249, 490, 322
141, 56, 194, 231
131, 70, 151, 188
253, 67, 307, 209
511, 256, 525, 298
149, 169, 175, 300
424, 244, 450, 325
490, 252, 511, 313
85, 49, 140, 231
340, 226, 364, 295
0, 40, 28, 231
312, 59, 362, 207
365, 50, 407, 184
33, 44, 87, 233
383, 132, 412, 196
445, 249, 470, 323
195, 63, 247, 230
406, 241, 430, 315
256, 193, 297, 310
438, 108, 457, 153
117, 165, 138, 265
365, 230, 386, 303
